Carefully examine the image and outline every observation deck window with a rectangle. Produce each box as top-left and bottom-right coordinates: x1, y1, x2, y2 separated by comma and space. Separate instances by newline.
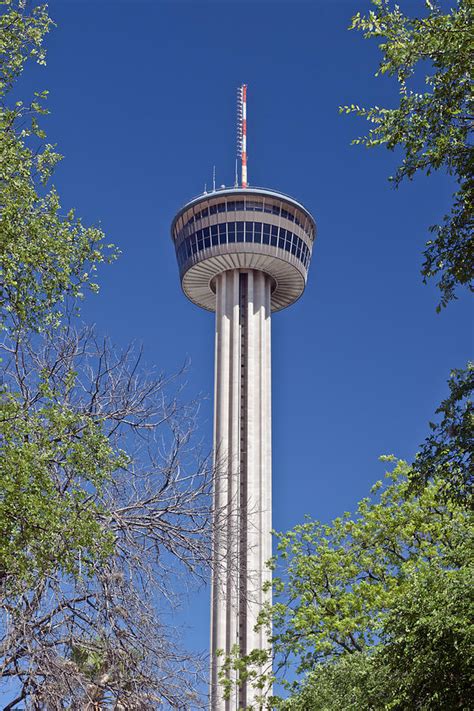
175, 216, 312, 272
245, 200, 263, 211
218, 223, 227, 241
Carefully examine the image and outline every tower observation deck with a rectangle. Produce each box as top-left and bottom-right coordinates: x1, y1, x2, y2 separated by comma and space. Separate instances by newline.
171, 184, 316, 709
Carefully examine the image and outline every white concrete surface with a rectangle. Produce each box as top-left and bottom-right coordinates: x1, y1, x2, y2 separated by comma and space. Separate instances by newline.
210, 269, 272, 710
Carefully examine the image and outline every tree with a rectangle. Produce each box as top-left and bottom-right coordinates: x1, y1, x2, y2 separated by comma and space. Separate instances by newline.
341, 0, 473, 310
0, 0, 115, 331
258, 459, 472, 710
0, 2, 214, 706
410, 362, 473, 507
1, 326, 213, 708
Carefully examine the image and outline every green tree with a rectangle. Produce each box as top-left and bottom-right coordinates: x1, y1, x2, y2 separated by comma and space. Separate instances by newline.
341, 0, 473, 310
0, 0, 115, 331
0, 382, 119, 591
264, 460, 472, 710
0, 0, 117, 596
0, 3, 212, 706
410, 362, 473, 507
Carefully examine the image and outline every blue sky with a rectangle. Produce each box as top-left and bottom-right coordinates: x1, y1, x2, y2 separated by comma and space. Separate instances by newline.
12, 0, 472, 697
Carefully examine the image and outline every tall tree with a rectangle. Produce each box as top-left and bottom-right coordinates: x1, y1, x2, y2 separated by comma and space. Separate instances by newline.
0, 2, 213, 706
341, 0, 473, 310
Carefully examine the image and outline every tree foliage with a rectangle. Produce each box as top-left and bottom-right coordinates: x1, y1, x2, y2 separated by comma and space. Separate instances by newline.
224, 459, 472, 709
341, 0, 473, 309
0, 2, 213, 706
0, 0, 115, 331
0, 384, 117, 590
410, 362, 473, 507
1, 327, 213, 708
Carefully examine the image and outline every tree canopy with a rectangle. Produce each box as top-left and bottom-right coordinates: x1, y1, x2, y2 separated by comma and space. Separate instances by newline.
341, 0, 473, 309
269, 459, 472, 710
0, 0, 115, 331
0, 2, 212, 706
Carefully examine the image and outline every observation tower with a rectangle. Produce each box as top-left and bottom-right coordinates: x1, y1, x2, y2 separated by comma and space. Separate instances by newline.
171, 85, 316, 709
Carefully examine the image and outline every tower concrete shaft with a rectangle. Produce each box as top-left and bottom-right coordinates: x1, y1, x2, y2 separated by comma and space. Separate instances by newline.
211, 269, 272, 710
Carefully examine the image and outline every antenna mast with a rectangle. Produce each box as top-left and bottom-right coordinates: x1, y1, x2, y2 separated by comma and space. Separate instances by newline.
237, 84, 248, 188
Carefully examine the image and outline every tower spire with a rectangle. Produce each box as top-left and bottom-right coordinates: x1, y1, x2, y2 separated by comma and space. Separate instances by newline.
237, 84, 248, 188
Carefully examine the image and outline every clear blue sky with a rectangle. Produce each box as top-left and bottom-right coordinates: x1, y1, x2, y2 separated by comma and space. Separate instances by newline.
14, 0, 472, 695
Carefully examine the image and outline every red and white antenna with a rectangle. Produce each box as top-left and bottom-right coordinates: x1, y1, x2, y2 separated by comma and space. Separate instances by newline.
237, 84, 248, 188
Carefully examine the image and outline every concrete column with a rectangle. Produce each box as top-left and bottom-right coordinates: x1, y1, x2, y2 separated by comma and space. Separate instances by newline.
210, 269, 272, 711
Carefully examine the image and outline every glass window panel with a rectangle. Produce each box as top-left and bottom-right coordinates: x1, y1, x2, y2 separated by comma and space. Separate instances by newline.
270, 232, 278, 246
227, 201, 236, 211
281, 209, 289, 220
191, 239, 198, 255
278, 235, 285, 249
291, 241, 297, 256
203, 227, 210, 238
272, 225, 279, 237
196, 229, 203, 240
245, 222, 253, 241
271, 204, 280, 215
202, 208, 208, 218
254, 224, 262, 243
212, 233, 219, 246
218, 203, 226, 213
235, 201, 244, 211
218, 223, 227, 237
263, 223, 271, 236
263, 231, 270, 244
211, 225, 218, 237
228, 223, 236, 242
210, 205, 217, 214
